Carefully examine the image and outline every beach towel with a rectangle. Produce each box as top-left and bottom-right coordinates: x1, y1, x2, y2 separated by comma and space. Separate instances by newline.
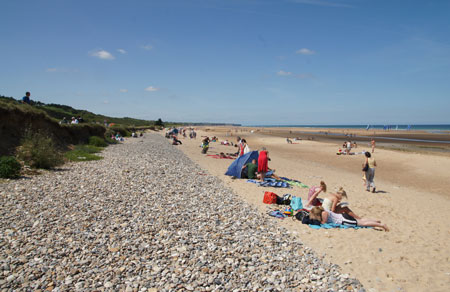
280, 177, 309, 188
308, 223, 370, 229
268, 210, 286, 219
247, 179, 291, 188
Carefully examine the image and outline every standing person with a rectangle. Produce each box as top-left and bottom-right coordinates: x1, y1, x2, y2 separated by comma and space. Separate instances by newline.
371, 139, 376, 153
235, 136, 242, 156
346, 140, 352, 154
22, 92, 31, 104
243, 139, 251, 154
258, 148, 269, 182
239, 139, 247, 157
306, 181, 327, 207
364, 152, 377, 193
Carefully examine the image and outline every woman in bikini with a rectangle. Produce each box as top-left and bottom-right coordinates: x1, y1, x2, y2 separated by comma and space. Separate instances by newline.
306, 181, 327, 207
321, 187, 360, 219
309, 206, 389, 231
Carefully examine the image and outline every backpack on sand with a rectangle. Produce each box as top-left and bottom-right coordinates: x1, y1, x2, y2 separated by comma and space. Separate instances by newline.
263, 191, 278, 204
276, 194, 292, 205
290, 196, 303, 211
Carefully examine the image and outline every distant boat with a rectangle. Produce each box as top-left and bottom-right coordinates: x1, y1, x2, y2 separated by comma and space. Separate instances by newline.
366, 124, 370, 130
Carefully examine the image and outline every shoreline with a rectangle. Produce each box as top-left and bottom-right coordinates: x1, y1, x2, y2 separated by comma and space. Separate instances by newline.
201, 126, 450, 154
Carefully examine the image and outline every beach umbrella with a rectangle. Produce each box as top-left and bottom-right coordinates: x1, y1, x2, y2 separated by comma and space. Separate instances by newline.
224, 151, 259, 178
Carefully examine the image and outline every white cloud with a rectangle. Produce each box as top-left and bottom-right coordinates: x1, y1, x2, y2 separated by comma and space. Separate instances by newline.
90, 49, 115, 60
277, 70, 292, 76
46, 68, 58, 72
277, 70, 314, 79
145, 86, 160, 92
296, 48, 316, 55
117, 49, 127, 54
141, 44, 153, 50
103, 100, 110, 104
119, 89, 128, 93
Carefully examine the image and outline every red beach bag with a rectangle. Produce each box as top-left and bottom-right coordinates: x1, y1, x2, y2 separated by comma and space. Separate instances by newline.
263, 192, 278, 204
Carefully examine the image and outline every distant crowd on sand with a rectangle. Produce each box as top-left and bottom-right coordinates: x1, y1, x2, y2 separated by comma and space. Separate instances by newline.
169, 130, 387, 232
165, 127, 197, 146
336, 139, 375, 156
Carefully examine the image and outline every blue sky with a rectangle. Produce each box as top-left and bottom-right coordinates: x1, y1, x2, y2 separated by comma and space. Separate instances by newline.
1, 0, 449, 125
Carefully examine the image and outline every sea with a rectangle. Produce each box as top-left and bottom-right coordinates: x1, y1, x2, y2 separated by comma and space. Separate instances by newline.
248, 124, 450, 133
245, 124, 450, 144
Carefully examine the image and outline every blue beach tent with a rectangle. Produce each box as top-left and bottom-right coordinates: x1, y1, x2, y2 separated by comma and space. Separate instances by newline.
225, 151, 259, 178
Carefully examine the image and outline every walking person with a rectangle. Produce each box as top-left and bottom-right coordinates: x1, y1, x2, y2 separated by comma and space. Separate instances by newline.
371, 139, 376, 153
363, 152, 377, 193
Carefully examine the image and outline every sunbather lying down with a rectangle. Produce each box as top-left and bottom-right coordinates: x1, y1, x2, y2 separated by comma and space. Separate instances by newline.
241, 160, 282, 180
309, 206, 389, 231
260, 169, 281, 181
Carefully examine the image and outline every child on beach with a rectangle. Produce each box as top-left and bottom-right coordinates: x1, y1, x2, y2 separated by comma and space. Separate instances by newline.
306, 181, 327, 207
309, 206, 389, 231
321, 187, 360, 219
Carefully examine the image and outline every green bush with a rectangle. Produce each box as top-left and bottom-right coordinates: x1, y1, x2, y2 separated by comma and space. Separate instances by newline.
17, 131, 64, 169
104, 128, 118, 144
89, 136, 107, 147
109, 124, 131, 137
0, 156, 21, 178
65, 145, 103, 162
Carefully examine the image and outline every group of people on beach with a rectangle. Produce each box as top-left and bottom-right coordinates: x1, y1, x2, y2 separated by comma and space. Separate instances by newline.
168, 129, 386, 231
304, 181, 388, 231
233, 135, 387, 231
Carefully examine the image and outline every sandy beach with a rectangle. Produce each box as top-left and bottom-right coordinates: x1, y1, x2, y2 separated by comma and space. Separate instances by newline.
173, 126, 450, 292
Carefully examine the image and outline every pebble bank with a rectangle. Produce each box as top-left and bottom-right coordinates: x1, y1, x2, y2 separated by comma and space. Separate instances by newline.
0, 134, 364, 291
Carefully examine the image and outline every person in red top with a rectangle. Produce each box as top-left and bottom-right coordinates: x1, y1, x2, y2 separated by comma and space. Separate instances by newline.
258, 147, 269, 182
239, 139, 247, 157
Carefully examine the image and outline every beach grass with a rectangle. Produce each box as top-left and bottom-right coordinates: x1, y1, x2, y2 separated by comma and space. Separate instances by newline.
65, 145, 104, 162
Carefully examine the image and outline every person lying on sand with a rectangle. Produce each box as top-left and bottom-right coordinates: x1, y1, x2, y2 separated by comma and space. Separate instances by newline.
172, 136, 182, 145
260, 169, 281, 181
310, 206, 389, 231
306, 181, 327, 207
321, 187, 360, 219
